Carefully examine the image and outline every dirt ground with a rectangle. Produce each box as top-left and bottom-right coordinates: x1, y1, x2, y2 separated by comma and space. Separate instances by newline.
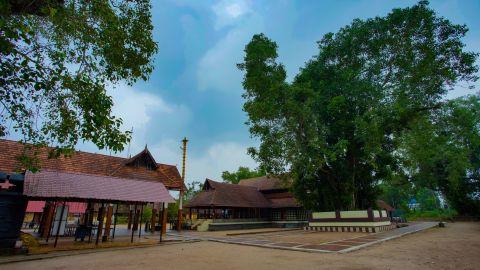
2, 222, 479, 270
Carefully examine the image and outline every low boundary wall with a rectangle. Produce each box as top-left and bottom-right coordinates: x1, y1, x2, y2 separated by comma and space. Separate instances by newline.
306, 209, 393, 233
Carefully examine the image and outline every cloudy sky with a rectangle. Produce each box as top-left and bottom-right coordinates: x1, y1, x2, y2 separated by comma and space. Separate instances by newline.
70, 0, 480, 185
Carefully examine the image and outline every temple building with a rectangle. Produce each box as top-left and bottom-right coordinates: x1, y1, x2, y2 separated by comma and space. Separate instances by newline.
186, 176, 309, 231
0, 139, 181, 249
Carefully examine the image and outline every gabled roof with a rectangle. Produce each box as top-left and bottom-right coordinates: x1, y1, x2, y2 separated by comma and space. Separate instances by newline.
238, 176, 290, 191
376, 200, 395, 211
0, 139, 183, 190
187, 178, 302, 209
125, 145, 158, 169
186, 179, 271, 208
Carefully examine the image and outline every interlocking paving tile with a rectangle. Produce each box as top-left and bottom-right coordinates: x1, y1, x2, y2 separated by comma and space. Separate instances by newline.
228, 238, 255, 243
245, 240, 273, 245
332, 241, 366, 246
300, 244, 347, 251
345, 238, 374, 243
268, 242, 303, 247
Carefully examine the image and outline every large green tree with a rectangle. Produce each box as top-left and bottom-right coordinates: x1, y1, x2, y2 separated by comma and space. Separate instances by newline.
238, 1, 478, 211
1, 0, 158, 161
402, 95, 480, 215
222, 166, 266, 184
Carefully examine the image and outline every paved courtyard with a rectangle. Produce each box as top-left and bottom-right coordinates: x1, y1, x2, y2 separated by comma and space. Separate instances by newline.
1, 222, 479, 270
168, 222, 438, 252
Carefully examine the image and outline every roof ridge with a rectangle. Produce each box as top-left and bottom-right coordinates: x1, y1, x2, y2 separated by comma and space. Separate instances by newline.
0, 139, 179, 167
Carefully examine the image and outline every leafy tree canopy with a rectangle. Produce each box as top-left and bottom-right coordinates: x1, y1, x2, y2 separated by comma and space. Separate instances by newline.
238, 1, 478, 211
402, 95, 480, 215
221, 166, 266, 184
183, 181, 203, 201
1, 0, 158, 164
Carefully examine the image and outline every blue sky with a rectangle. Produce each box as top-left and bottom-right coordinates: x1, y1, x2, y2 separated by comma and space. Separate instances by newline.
72, 0, 480, 184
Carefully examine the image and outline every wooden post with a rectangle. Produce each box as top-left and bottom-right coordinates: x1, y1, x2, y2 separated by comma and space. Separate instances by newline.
95, 204, 105, 246
104, 205, 113, 241
138, 204, 144, 238
131, 204, 138, 243
159, 203, 165, 242
161, 203, 167, 234
41, 202, 55, 238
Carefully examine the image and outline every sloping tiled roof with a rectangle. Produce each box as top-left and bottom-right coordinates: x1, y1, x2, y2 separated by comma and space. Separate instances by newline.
376, 200, 395, 211
269, 197, 299, 208
238, 176, 290, 191
0, 139, 182, 190
187, 179, 301, 209
24, 170, 175, 203
263, 191, 301, 208
187, 179, 271, 208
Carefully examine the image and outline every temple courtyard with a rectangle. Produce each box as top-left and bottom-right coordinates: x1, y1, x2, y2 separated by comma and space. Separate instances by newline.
1, 222, 479, 270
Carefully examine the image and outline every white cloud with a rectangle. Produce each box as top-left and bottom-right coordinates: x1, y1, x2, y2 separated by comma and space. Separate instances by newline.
187, 141, 258, 183
78, 83, 191, 157
197, 14, 263, 92
107, 83, 173, 131
212, 0, 252, 29
148, 139, 258, 184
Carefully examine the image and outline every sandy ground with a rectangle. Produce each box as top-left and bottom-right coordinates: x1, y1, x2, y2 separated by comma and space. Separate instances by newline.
2, 222, 479, 270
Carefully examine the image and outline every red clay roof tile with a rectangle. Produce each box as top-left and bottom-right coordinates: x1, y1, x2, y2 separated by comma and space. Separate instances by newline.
0, 139, 182, 190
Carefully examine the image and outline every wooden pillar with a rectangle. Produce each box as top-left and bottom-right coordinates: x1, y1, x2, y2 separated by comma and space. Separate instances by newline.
41, 202, 55, 238
95, 204, 105, 246
159, 203, 165, 242
151, 208, 157, 232
161, 204, 168, 234
104, 205, 113, 241
133, 208, 140, 231
131, 204, 137, 243
138, 204, 144, 238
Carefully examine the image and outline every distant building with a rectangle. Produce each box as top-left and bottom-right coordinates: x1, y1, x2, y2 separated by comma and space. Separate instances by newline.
408, 198, 420, 210
186, 176, 308, 230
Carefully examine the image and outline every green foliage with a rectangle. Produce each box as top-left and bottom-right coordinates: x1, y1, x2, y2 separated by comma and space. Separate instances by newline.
238, 1, 478, 211
221, 166, 266, 184
141, 206, 152, 222
1, 0, 158, 168
405, 208, 457, 221
415, 188, 440, 211
184, 181, 203, 201
402, 95, 480, 215
167, 200, 179, 219
115, 215, 128, 224
377, 177, 412, 210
